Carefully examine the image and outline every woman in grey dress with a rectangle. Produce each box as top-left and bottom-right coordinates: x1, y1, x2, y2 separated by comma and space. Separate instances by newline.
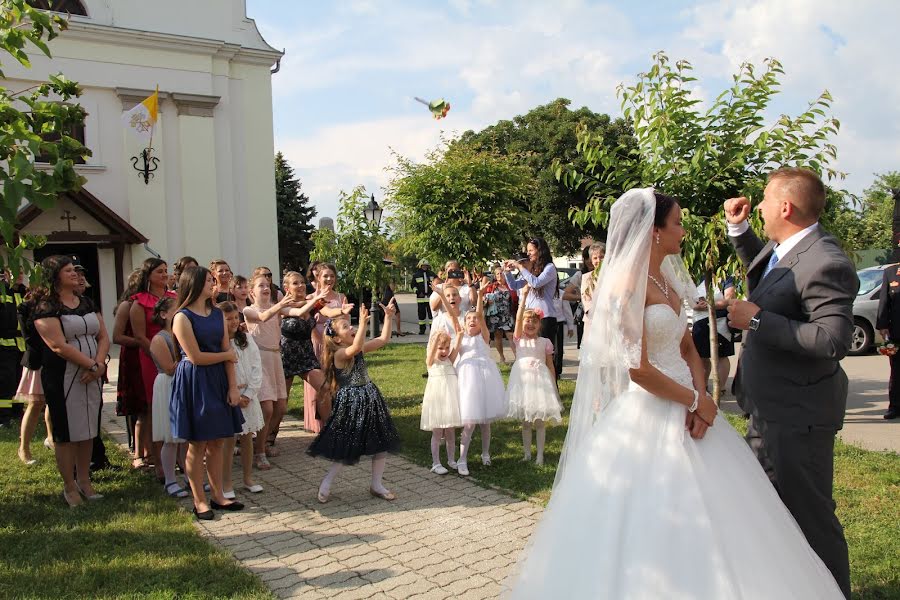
34, 255, 110, 507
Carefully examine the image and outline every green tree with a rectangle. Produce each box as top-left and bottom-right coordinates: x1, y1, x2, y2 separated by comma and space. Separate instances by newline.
274, 151, 316, 273
459, 98, 633, 255
558, 52, 843, 401
386, 141, 534, 268
0, 1, 90, 285
310, 186, 389, 326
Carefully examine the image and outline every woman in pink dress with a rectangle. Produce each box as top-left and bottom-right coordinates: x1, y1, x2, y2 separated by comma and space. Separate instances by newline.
129, 258, 176, 475
303, 263, 351, 433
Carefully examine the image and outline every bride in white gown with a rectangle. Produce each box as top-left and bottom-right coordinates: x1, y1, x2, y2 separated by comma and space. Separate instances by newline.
505, 188, 844, 599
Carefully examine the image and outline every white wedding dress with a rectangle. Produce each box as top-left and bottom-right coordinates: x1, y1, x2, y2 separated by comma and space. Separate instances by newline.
506, 304, 844, 599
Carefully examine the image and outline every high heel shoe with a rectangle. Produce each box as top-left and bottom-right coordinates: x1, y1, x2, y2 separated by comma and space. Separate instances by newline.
62, 489, 82, 508
75, 483, 103, 501
210, 500, 244, 511
193, 506, 215, 520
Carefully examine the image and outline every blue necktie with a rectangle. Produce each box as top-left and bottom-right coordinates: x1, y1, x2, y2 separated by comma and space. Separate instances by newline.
762, 249, 779, 279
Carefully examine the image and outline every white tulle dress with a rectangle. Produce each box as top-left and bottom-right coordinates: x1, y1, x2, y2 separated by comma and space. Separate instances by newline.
506, 336, 562, 423
506, 304, 844, 599
420, 359, 463, 430
456, 333, 507, 424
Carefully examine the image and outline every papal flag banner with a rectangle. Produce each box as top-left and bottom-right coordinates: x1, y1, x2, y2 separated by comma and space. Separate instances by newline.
122, 88, 159, 144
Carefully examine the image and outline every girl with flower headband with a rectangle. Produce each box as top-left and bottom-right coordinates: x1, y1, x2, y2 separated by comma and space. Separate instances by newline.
307, 302, 402, 503
506, 285, 563, 465
453, 285, 507, 476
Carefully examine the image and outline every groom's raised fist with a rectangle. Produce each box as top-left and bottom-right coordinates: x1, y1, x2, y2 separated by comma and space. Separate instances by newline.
724, 196, 751, 225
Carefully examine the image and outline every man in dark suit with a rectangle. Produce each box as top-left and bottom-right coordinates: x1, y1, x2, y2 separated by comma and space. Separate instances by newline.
413, 259, 437, 335
876, 265, 900, 419
725, 167, 857, 599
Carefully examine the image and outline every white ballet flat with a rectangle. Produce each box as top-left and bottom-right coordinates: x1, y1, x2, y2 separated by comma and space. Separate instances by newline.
430, 464, 449, 475
223, 490, 236, 500
244, 484, 264, 493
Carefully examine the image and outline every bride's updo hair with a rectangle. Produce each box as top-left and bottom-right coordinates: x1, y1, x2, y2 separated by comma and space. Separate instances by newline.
653, 192, 678, 227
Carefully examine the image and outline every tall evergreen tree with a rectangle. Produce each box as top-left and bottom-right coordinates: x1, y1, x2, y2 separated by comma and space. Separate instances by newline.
275, 151, 316, 273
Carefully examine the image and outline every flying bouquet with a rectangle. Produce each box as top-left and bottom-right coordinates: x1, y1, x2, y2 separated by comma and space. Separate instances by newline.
877, 342, 897, 356
415, 97, 450, 120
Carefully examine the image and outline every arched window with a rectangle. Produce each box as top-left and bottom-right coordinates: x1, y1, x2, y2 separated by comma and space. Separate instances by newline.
25, 0, 88, 16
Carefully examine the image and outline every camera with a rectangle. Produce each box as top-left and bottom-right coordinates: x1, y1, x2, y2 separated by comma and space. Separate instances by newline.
447, 269, 464, 280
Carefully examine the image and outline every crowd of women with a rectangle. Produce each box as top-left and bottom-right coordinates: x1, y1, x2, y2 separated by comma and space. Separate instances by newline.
12, 231, 736, 519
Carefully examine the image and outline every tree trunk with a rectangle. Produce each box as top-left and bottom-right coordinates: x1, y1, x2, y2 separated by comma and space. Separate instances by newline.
705, 269, 721, 406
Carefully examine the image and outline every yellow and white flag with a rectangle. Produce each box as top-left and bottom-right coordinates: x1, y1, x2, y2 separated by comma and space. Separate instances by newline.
122, 88, 158, 144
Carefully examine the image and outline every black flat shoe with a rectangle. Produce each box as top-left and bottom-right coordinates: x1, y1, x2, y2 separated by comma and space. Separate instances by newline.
885, 409, 899, 420
210, 500, 244, 511
193, 506, 215, 520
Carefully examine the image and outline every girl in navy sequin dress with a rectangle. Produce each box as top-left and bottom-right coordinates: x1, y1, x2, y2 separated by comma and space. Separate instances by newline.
307, 302, 401, 503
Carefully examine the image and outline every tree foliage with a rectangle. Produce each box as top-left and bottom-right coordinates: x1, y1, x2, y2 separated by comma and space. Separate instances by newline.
0, 0, 90, 283
821, 172, 898, 255
458, 98, 633, 255
274, 151, 316, 273
557, 52, 844, 402
310, 186, 388, 302
558, 52, 843, 283
386, 141, 534, 268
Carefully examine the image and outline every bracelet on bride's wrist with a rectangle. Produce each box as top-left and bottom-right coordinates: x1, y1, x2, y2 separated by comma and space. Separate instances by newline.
689, 390, 699, 413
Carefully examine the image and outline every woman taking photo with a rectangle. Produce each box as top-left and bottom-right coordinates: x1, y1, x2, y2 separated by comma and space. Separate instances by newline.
33, 255, 110, 507
503, 238, 561, 366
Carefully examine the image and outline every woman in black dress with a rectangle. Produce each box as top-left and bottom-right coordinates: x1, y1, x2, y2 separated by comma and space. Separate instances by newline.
281, 271, 327, 404
33, 255, 110, 507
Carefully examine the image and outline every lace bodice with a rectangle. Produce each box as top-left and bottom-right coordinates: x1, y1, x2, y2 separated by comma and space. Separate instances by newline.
643, 304, 692, 387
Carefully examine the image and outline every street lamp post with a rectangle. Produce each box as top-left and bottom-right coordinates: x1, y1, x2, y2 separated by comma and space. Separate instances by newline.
363, 193, 383, 339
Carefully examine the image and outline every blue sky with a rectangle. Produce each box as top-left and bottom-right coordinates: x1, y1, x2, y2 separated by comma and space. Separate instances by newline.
247, 0, 899, 223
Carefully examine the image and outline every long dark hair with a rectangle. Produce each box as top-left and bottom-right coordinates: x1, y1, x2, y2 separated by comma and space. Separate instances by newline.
175, 266, 212, 312
36, 255, 75, 311
217, 301, 248, 349
173, 256, 198, 284
527, 237, 558, 298
137, 257, 167, 294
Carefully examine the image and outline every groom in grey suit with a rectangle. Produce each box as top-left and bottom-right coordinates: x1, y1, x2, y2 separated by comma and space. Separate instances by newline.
725, 168, 856, 599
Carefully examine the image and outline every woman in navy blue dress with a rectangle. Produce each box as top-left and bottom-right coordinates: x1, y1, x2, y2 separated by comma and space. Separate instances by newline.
170, 266, 244, 519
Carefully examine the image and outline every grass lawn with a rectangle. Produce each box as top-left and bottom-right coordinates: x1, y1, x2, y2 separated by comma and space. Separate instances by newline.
0, 423, 272, 600
289, 342, 900, 600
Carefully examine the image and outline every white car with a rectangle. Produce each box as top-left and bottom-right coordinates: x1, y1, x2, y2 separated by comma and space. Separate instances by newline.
850, 264, 896, 356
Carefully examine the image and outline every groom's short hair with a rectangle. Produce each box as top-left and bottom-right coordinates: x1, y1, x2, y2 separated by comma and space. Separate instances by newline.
768, 167, 826, 221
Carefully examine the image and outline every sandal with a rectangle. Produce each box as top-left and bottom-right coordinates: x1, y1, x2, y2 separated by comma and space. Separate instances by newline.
254, 454, 272, 470
165, 482, 190, 498
265, 445, 280, 458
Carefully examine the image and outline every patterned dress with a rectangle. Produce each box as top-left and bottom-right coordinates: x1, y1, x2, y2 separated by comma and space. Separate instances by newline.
35, 297, 103, 443
307, 353, 401, 465
281, 316, 320, 377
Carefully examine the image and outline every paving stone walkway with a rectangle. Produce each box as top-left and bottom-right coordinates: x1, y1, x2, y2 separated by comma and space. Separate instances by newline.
101, 397, 541, 599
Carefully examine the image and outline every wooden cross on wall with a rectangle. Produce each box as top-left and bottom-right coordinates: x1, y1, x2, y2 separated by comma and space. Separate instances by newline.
60, 210, 77, 232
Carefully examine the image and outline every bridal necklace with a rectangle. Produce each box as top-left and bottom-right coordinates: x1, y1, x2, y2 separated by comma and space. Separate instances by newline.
647, 273, 669, 299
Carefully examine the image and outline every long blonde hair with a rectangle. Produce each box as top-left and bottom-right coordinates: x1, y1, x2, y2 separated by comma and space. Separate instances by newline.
320, 316, 352, 399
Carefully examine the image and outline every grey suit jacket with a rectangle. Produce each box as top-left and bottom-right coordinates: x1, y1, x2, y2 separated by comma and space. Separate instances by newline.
731, 226, 859, 427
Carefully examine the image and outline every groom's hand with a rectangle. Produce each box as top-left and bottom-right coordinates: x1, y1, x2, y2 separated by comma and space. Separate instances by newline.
726, 299, 760, 330
724, 196, 751, 225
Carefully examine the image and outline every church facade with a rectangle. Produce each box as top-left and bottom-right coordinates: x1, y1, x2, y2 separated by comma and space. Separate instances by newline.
8, 0, 282, 323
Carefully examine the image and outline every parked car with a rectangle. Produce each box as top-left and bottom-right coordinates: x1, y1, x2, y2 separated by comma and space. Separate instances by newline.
850, 264, 895, 356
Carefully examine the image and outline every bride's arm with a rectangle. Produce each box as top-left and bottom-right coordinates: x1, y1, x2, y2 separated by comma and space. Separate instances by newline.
629, 333, 717, 429
681, 328, 714, 438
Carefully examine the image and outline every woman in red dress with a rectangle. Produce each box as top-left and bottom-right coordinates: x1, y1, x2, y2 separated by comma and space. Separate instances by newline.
129, 258, 176, 476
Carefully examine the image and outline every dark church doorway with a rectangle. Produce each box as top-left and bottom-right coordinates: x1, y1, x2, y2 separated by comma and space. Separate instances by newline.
34, 243, 101, 311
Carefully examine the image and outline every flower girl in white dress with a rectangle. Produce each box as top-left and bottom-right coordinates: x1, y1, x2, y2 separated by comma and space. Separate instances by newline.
420, 329, 464, 475
506, 286, 562, 465
455, 286, 507, 476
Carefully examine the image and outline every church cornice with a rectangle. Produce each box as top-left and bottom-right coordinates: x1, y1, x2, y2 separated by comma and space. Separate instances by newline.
63, 21, 283, 67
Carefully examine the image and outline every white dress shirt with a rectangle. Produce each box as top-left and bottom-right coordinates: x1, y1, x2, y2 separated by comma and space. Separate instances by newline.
727, 220, 819, 265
